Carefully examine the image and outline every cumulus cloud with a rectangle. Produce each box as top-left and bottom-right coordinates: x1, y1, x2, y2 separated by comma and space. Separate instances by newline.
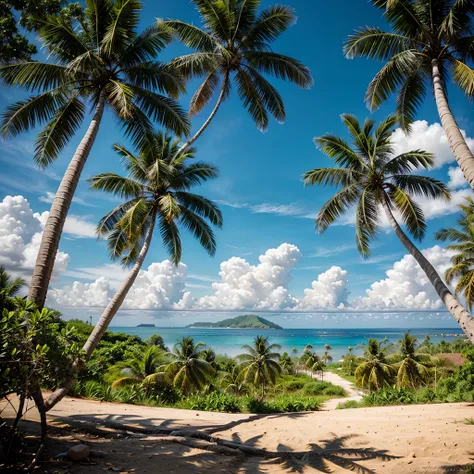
391, 120, 474, 168
0, 195, 69, 279
198, 243, 301, 310
447, 166, 468, 190
298, 266, 349, 309
35, 210, 97, 239
50, 260, 193, 310
354, 246, 454, 310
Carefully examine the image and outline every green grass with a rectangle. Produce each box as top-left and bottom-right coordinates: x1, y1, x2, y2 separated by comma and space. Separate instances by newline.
464, 417, 474, 425
326, 366, 356, 384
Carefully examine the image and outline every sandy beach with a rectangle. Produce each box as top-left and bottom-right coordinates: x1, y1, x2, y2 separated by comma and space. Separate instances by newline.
4, 394, 473, 473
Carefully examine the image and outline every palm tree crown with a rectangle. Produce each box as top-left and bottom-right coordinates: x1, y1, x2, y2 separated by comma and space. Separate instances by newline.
392, 331, 434, 388
90, 132, 223, 265
344, 0, 474, 131
165, 337, 215, 394
304, 114, 449, 257
436, 197, 474, 310
237, 335, 281, 397
0, 266, 26, 312
1, 0, 189, 164
355, 338, 395, 391
162, 0, 312, 147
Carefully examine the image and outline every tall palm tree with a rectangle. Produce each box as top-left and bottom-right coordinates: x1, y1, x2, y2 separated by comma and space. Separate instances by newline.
322, 350, 333, 365
392, 331, 434, 388
436, 197, 474, 310
162, 0, 313, 153
354, 338, 395, 391
236, 335, 281, 398
165, 337, 215, 395
304, 114, 474, 343
109, 346, 169, 389
0, 266, 25, 311
45, 133, 221, 410
279, 351, 294, 375
0, 0, 190, 309
344, 0, 474, 189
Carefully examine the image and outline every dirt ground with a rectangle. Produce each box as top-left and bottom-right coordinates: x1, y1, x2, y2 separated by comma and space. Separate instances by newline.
2, 395, 474, 473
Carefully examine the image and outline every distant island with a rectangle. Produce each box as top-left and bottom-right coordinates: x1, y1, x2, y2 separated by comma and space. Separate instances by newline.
186, 315, 282, 330
136, 323, 155, 328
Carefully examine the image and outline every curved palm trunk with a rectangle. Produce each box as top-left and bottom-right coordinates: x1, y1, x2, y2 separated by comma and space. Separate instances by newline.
382, 197, 474, 343
432, 59, 474, 189
44, 215, 156, 411
176, 74, 229, 156
28, 92, 106, 309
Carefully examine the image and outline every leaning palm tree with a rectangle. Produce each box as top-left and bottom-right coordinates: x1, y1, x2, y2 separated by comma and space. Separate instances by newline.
0, 266, 25, 311
304, 114, 474, 343
436, 197, 474, 310
0, 0, 189, 309
236, 335, 281, 398
162, 0, 313, 153
109, 346, 169, 389
344, 0, 474, 189
45, 133, 221, 410
392, 331, 434, 388
165, 337, 215, 395
354, 338, 395, 391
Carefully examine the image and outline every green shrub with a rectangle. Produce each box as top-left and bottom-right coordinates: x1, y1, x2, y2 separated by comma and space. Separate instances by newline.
281, 380, 306, 391
414, 387, 438, 403
323, 385, 346, 397
336, 400, 361, 409
246, 394, 322, 413
302, 381, 330, 395
363, 386, 416, 406
180, 392, 241, 413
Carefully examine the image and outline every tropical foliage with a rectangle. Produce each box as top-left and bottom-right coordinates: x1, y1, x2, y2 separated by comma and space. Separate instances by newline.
0, 0, 190, 309
344, 0, 474, 188
0, 266, 25, 312
162, 0, 313, 150
436, 197, 474, 310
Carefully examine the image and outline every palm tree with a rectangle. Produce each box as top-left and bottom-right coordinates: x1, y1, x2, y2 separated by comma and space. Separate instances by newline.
279, 352, 294, 375
344, 0, 474, 189
109, 346, 169, 389
236, 335, 281, 398
300, 350, 320, 378
355, 338, 395, 391
0, 266, 25, 311
0, 0, 190, 309
219, 367, 248, 396
165, 337, 215, 395
436, 197, 474, 310
45, 133, 221, 410
392, 331, 434, 388
304, 114, 474, 343
322, 350, 333, 365
162, 0, 313, 153
200, 348, 217, 368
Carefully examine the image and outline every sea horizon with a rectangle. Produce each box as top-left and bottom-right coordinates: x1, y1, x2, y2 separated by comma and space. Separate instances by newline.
108, 326, 465, 359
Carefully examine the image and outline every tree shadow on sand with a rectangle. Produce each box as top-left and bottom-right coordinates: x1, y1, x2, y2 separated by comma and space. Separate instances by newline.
440, 453, 474, 473
261, 434, 400, 474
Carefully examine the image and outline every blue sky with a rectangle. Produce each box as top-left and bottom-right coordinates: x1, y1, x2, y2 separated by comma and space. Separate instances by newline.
1, 0, 473, 327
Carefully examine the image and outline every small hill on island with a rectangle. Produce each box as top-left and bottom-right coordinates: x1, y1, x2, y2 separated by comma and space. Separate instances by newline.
187, 315, 282, 329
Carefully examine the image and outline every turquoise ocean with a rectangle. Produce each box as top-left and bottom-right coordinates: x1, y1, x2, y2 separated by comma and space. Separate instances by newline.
108, 327, 465, 359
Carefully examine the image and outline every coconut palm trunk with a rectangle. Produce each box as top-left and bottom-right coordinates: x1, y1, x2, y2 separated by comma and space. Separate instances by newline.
432, 59, 474, 189
176, 75, 229, 155
28, 92, 106, 309
382, 197, 474, 343
44, 214, 155, 411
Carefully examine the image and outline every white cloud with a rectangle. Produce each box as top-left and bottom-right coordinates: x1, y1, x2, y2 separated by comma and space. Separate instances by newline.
50, 260, 193, 310
354, 245, 454, 310
447, 166, 468, 190
391, 120, 474, 168
0, 195, 69, 279
298, 266, 349, 309
217, 200, 304, 217
39, 191, 97, 208
198, 243, 301, 310
35, 210, 97, 239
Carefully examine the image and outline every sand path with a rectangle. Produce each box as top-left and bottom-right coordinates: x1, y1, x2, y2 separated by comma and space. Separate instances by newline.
3, 395, 473, 473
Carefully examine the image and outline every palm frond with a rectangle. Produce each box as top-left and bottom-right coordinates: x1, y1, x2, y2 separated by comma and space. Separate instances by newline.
175, 192, 223, 227
179, 207, 217, 257
388, 187, 426, 241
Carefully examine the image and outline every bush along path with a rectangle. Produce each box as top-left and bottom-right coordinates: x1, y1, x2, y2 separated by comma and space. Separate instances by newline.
318, 371, 363, 410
